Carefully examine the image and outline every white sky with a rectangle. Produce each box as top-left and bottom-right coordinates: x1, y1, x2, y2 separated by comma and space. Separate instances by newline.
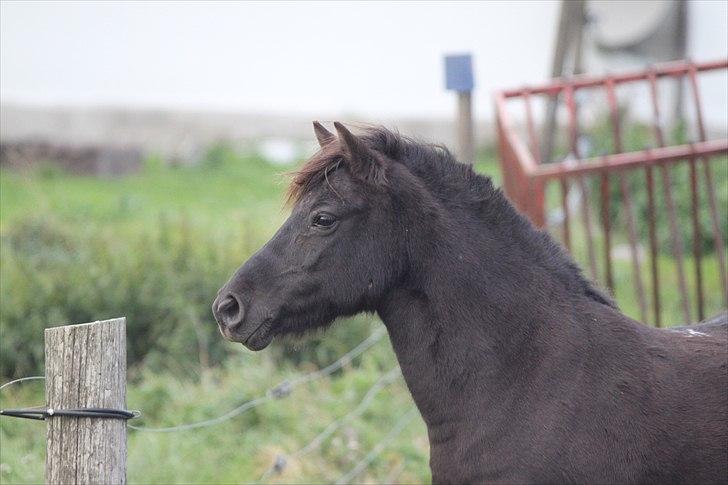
1, 1, 726, 121
0, 1, 559, 118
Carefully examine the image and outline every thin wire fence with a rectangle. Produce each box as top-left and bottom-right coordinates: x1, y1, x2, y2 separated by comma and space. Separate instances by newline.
335, 406, 419, 485
0, 326, 417, 482
257, 365, 402, 483
129, 327, 387, 432
0, 375, 45, 391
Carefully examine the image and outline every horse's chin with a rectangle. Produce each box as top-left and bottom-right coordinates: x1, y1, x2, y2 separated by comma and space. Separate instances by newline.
242, 320, 275, 351
243, 331, 273, 351
219, 320, 274, 350
240, 313, 337, 350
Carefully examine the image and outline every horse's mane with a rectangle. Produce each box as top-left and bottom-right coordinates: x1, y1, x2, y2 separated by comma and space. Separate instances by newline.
288, 126, 616, 308
287, 126, 491, 206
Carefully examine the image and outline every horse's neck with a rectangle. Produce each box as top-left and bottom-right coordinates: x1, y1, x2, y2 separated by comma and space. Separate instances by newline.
376, 219, 606, 433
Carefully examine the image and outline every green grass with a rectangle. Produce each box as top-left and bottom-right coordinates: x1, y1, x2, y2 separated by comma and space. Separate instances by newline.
0, 144, 724, 484
0, 323, 430, 484
0, 150, 432, 484
0, 153, 288, 236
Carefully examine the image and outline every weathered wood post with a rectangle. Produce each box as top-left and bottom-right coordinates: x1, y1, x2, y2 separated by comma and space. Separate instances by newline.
45, 318, 127, 484
445, 53, 476, 164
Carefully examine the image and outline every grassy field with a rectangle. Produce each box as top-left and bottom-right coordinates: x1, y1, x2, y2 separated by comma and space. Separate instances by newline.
0, 147, 436, 484
0, 320, 430, 484
0, 144, 725, 484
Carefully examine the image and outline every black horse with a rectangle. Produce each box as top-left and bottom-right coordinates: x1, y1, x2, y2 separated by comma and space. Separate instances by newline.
213, 122, 727, 484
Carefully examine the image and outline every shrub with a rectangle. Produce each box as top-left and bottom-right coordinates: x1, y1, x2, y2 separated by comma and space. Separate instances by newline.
0, 214, 375, 379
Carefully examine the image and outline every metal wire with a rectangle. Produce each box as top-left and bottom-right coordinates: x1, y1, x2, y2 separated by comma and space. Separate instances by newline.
0, 376, 45, 391
288, 328, 387, 386
129, 327, 387, 433
128, 395, 270, 433
335, 406, 418, 485
1, 375, 138, 422
0, 406, 139, 421
257, 365, 402, 483
0, 328, 402, 480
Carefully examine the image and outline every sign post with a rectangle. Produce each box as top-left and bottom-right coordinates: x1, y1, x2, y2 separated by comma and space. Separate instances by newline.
445, 54, 475, 164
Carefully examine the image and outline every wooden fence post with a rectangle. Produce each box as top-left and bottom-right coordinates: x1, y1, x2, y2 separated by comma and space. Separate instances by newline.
444, 53, 476, 165
45, 318, 127, 484
456, 90, 475, 165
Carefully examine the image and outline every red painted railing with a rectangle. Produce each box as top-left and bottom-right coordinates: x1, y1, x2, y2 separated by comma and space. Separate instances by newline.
495, 59, 728, 326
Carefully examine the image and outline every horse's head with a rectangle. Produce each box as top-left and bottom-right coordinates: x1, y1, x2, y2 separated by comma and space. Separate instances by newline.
212, 122, 429, 350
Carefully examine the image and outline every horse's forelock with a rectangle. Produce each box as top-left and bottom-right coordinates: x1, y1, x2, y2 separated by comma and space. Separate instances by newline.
286, 126, 398, 205
286, 126, 474, 206
286, 144, 342, 206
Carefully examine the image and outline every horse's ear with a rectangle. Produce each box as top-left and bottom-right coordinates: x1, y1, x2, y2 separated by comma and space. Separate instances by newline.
312, 121, 334, 147
333, 122, 386, 184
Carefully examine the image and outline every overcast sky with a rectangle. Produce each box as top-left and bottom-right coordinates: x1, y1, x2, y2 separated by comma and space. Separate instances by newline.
1, 1, 726, 121
0, 0, 558, 117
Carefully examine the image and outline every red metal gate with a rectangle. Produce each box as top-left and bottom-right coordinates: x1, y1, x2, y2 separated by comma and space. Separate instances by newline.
495, 59, 728, 326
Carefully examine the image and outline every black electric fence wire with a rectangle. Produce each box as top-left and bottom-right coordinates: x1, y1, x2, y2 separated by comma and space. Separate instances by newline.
0, 328, 386, 432
0, 376, 138, 420
0, 407, 138, 421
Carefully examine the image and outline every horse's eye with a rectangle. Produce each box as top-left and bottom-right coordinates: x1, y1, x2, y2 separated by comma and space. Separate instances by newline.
312, 213, 337, 228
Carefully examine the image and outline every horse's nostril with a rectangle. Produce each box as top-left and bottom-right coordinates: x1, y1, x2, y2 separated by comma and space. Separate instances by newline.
216, 294, 244, 328
218, 296, 236, 314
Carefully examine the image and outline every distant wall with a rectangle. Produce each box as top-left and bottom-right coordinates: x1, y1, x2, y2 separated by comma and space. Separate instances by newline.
0, 104, 494, 161
0, 140, 142, 176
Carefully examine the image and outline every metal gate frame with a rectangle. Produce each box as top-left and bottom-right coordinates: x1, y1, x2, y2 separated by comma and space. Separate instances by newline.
495, 59, 728, 326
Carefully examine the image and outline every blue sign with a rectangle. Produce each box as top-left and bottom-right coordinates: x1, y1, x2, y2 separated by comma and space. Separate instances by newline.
444, 54, 474, 92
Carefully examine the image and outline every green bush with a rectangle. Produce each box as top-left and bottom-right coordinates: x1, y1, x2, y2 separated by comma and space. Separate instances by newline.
0, 214, 225, 377
0, 214, 376, 379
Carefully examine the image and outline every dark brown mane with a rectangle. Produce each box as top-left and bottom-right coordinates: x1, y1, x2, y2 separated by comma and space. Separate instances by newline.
286, 126, 484, 206
286, 125, 617, 310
